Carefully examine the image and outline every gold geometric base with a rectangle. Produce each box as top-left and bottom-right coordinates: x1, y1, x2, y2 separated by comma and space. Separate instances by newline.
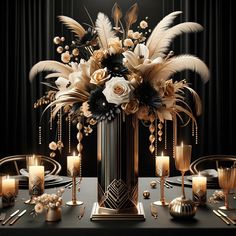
153, 200, 169, 206
66, 200, 84, 206
90, 202, 145, 221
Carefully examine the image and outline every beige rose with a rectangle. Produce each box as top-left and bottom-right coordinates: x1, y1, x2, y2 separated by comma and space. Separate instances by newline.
140, 20, 148, 29
132, 31, 141, 40
108, 37, 122, 54
92, 49, 105, 62
127, 30, 134, 38
103, 76, 134, 105
34, 203, 44, 213
121, 99, 139, 114
81, 101, 92, 117
49, 141, 57, 151
61, 51, 71, 63
123, 38, 134, 47
90, 68, 109, 85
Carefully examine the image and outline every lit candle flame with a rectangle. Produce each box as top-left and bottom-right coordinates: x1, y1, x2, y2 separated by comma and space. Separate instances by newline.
73, 151, 75, 156
161, 151, 164, 156
181, 141, 184, 147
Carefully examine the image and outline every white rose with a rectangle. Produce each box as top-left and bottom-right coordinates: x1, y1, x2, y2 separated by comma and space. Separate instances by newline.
102, 77, 134, 105
139, 20, 148, 29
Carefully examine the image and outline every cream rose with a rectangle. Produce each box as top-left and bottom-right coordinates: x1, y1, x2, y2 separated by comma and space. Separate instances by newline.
102, 76, 134, 105
49, 141, 57, 151
90, 68, 109, 85
139, 20, 148, 29
123, 38, 134, 47
61, 51, 71, 63
108, 37, 122, 54
121, 99, 139, 114
92, 49, 105, 62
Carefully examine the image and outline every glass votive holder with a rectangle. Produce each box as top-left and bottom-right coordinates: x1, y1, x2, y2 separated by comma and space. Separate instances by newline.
192, 175, 207, 206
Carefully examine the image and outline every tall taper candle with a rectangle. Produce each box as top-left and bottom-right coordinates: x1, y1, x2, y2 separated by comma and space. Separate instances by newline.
155, 152, 169, 177
67, 154, 81, 177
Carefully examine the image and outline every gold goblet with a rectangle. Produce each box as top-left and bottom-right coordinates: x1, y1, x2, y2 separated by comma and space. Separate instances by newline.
169, 143, 196, 218
153, 153, 169, 206
217, 166, 236, 210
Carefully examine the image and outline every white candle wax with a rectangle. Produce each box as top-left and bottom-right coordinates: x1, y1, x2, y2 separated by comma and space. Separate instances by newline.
67, 155, 81, 177
175, 142, 192, 172
0, 175, 6, 196
2, 178, 15, 196
192, 175, 207, 205
29, 165, 44, 196
155, 154, 169, 177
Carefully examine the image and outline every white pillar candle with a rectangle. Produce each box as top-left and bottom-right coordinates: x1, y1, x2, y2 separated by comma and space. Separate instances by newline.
26, 154, 41, 170
0, 175, 6, 196
29, 165, 44, 196
67, 153, 81, 177
175, 142, 192, 172
192, 175, 207, 205
155, 152, 169, 177
2, 177, 16, 207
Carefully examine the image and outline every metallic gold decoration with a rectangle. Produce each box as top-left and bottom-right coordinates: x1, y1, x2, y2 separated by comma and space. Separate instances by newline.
217, 166, 236, 210
157, 122, 163, 142
90, 202, 145, 220
150, 180, 157, 189
164, 120, 167, 150
149, 120, 155, 153
169, 197, 197, 218
45, 206, 62, 222
143, 190, 150, 199
68, 114, 71, 153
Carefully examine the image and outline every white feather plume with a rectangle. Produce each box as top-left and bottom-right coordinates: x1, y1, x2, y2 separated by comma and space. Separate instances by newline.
29, 60, 73, 81
45, 73, 69, 79
146, 11, 182, 58
148, 55, 210, 83
150, 22, 203, 59
58, 16, 86, 38
95, 12, 115, 49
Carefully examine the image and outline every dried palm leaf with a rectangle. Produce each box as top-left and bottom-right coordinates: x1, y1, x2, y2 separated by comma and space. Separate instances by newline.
111, 3, 122, 29
125, 3, 138, 34
29, 60, 73, 81
150, 22, 203, 59
58, 15, 86, 38
146, 11, 182, 58
95, 12, 115, 49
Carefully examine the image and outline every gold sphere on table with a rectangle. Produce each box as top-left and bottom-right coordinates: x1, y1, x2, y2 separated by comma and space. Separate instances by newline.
169, 197, 197, 219
150, 181, 157, 189
143, 190, 150, 199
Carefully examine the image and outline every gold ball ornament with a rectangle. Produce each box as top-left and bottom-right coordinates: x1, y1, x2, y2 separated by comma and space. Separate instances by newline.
53, 36, 61, 44
150, 181, 157, 188
143, 190, 150, 199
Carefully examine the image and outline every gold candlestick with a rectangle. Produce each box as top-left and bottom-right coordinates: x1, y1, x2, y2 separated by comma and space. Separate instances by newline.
66, 153, 83, 206
153, 153, 169, 206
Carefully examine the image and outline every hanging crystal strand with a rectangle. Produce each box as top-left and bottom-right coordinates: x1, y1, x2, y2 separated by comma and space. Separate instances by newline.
192, 120, 195, 137
164, 120, 167, 150
68, 113, 71, 154
39, 126, 42, 145
50, 106, 53, 130
149, 118, 155, 154
154, 118, 158, 157
172, 114, 177, 158
76, 117, 83, 159
195, 123, 198, 144
57, 109, 63, 152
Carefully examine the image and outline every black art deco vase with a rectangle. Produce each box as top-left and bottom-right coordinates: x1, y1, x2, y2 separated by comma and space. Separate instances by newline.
91, 113, 145, 220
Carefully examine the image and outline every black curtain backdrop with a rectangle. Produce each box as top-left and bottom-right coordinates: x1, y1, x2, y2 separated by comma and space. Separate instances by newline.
1, 0, 236, 176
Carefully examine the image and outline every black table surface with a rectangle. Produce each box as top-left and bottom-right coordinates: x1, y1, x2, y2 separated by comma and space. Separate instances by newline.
0, 177, 236, 236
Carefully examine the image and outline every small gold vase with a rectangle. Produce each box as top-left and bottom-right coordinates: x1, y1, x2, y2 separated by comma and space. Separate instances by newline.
45, 207, 62, 222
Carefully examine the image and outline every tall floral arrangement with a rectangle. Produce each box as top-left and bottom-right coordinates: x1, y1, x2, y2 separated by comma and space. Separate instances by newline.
30, 3, 209, 156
